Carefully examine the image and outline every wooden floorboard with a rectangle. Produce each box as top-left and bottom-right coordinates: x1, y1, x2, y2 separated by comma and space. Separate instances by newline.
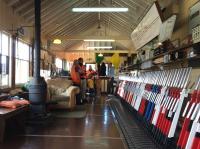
0, 95, 126, 149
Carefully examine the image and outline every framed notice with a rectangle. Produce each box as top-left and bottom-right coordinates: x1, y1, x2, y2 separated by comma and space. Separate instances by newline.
131, 2, 162, 50
159, 15, 177, 43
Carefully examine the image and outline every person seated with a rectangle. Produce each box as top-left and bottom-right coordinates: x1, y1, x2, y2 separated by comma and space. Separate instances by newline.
86, 65, 97, 94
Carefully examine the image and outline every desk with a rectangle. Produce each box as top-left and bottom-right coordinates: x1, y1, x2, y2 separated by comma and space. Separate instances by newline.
0, 105, 29, 142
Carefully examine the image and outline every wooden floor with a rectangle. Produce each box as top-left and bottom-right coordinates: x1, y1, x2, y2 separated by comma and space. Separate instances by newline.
0, 96, 127, 149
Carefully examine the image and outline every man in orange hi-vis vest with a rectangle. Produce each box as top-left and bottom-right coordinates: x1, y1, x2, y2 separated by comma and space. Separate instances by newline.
71, 60, 83, 104
71, 60, 81, 86
78, 57, 87, 101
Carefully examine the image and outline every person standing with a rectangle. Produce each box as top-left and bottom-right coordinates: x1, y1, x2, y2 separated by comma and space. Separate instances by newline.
97, 63, 101, 76
86, 65, 97, 91
78, 57, 86, 78
78, 57, 87, 101
71, 60, 81, 86
70, 59, 83, 104
100, 62, 106, 76
107, 63, 115, 94
96, 63, 101, 97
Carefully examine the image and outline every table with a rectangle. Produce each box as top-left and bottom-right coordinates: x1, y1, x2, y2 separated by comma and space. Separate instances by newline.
0, 105, 29, 142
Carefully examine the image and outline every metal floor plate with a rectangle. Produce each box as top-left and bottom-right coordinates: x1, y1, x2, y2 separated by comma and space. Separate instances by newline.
108, 96, 160, 149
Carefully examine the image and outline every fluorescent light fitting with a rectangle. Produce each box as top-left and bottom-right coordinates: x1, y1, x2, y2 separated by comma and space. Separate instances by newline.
72, 7, 128, 12
87, 46, 112, 49
84, 39, 115, 42
53, 39, 62, 44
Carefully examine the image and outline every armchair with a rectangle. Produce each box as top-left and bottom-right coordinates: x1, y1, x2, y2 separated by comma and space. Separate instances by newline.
47, 78, 80, 109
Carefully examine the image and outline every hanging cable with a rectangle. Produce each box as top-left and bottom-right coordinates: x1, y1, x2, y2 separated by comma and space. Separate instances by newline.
98, 0, 101, 30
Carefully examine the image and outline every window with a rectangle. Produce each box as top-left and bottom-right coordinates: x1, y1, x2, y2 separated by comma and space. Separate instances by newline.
40, 69, 50, 80
15, 40, 30, 84
86, 63, 96, 71
66, 61, 73, 71
0, 32, 10, 88
55, 58, 63, 74
55, 58, 62, 69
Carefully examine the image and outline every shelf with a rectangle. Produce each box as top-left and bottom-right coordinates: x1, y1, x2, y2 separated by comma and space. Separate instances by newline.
122, 63, 139, 70
140, 56, 200, 71
144, 43, 194, 62
121, 43, 199, 72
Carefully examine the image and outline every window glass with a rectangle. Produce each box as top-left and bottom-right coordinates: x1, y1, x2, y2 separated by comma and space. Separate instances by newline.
1, 33, 9, 56
40, 69, 51, 80
86, 64, 96, 71
16, 41, 29, 60
15, 40, 30, 84
15, 59, 29, 84
0, 32, 10, 88
55, 58, 62, 69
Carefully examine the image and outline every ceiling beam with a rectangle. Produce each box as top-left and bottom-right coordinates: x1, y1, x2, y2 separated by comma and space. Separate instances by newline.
46, 35, 130, 40
27, 0, 65, 22
41, 1, 96, 31
101, 13, 131, 28
22, 0, 61, 20
110, 24, 130, 36
20, 0, 48, 17
7, 0, 19, 7
127, 0, 148, 9
107, 13, 133, 27
102, 15, 132, 34
63, 42, 82, 50
42, 12, 94, 34
52, 50, 133, 53
107, 0, 138, 20
50, 14, 97, 35
40, 0, 85, 26
14, 0, 33, 13
50, 21, 97, 51
65, 19, 97, 36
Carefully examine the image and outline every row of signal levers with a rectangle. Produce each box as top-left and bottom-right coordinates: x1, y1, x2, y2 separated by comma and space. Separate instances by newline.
117, 67, 200, 149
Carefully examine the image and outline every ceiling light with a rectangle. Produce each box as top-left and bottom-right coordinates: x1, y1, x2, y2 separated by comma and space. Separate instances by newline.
98, 53, 103, 57
72, 7, 128, 12
84, 39, 115, 42
53, 39, 62, 44
87, 46, 112, 49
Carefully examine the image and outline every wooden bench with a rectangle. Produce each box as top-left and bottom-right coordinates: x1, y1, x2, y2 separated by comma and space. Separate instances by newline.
0, 105, 29, 142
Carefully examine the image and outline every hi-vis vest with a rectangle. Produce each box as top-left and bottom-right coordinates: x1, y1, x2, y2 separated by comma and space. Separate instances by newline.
71, 65, 81, 85
80, 65, 86, 79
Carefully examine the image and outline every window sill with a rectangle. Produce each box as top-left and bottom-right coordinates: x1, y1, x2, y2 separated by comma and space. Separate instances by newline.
0, 87, 11, 93
15, 84, 25, 87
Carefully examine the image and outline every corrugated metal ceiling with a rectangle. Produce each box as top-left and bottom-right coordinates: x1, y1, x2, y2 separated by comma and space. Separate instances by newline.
4, 0, 155, 51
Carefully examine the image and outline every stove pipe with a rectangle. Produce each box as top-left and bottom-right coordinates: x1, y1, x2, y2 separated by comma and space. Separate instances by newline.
29, 0, 47, 116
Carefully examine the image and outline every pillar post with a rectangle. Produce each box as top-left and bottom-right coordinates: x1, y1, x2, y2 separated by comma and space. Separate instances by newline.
29, 0, 47, 117
11, 34, 16, 88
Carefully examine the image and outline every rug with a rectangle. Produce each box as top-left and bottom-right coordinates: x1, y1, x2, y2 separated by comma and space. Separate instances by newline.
51, 105, 87, 118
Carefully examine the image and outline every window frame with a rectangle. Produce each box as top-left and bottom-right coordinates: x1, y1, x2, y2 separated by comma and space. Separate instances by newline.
0, 31, 11, 88
15, 38, 31, 85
